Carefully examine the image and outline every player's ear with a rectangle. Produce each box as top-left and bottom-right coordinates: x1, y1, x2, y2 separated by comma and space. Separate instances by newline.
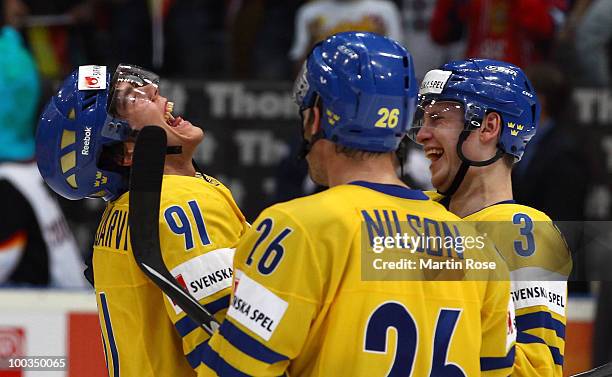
310, 105, 322, 135
480, 112, 502, 144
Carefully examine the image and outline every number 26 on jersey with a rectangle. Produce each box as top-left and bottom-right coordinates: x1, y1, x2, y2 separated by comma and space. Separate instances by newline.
245, 218, 293, 275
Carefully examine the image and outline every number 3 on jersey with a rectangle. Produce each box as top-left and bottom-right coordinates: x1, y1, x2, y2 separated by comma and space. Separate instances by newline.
364, 302, 466, 377
512, 213, 536, 257
245, 218, 292, 275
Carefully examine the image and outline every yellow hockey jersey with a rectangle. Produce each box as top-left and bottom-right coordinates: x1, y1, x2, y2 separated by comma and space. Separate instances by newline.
202, 181, 514, 377
463, 202, 572, 377
93, 174, 247, 377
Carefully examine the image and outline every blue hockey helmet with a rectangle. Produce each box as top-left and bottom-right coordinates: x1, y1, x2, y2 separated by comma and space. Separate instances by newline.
293, 31, 418, 153
36, 64, 159, 201
411, 58, 540, 161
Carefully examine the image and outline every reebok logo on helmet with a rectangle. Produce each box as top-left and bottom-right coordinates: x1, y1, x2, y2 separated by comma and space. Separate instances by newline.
81, 127, 92, 155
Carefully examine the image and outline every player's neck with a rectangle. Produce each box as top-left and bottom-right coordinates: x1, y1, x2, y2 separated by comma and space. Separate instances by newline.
449, 163, 513, 218
163, 154, 196, 177
326, 153, 406, 187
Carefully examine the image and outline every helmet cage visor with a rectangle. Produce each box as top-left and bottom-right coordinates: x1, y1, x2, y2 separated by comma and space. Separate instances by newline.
107, 64, 160, 118
103, 64, 160, 141
408, 96, 482, 144
293, 60, 316, 111
292, 39, 329, 111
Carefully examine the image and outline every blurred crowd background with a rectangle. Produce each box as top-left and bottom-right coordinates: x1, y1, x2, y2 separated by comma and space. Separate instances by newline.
1, 0, 612, 368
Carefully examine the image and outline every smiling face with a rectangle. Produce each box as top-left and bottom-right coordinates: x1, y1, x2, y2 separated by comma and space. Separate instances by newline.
414, 101, 466, 191
110, 82, 203, 153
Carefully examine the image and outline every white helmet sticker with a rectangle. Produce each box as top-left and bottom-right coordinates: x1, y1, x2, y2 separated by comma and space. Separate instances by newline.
419, 69, 452, 95
78, 65, 107, 91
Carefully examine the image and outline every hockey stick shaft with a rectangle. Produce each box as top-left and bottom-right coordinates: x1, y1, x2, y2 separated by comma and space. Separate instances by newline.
571, 363, 612, 377
129, 126, 220, 335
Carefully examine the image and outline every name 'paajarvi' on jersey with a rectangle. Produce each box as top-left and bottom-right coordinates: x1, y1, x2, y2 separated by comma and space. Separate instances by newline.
94, 205, 130, 252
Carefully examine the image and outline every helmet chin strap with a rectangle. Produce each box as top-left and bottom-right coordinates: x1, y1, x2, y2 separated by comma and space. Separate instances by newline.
157, 144, 200, 176
166, 146, 182, 155
396, 136, 410, 180
298, 130, 325, 159
297, 101, 326, 160
129, 128, 183, 155
438, 128, 505, 198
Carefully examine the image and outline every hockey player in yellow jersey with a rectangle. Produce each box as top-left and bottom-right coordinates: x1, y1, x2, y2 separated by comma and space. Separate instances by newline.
36, 64, 248, 376
411, 59, 572, 377
200, 32, 515, 376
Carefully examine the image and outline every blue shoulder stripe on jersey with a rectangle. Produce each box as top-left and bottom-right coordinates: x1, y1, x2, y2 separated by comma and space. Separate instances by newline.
219, 320, 289, 364
517, 332, 564, 365
349, 181, 429, 200
516, 311, 566, 339
198, 340, 251, 376
175, 294, 231, 337
480, 346, 515, 371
